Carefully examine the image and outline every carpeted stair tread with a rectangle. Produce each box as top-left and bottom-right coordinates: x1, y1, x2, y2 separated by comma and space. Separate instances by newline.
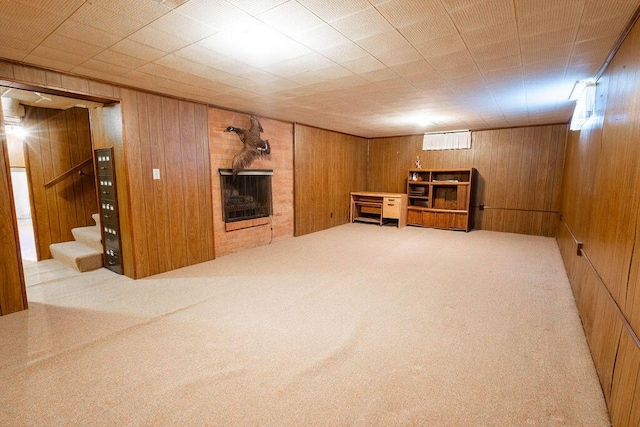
50, 241, 103, 272
92, 213, 101, 227
72, 225, 103, 252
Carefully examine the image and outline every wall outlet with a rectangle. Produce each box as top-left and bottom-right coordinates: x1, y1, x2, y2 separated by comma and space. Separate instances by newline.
152, 168, 160, 180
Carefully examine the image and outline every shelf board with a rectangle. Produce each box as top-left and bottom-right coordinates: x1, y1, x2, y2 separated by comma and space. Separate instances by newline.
407, 206, 468, 213
430, 181, 470, 185
408, 181, 429, 185
409, 195, 429, 199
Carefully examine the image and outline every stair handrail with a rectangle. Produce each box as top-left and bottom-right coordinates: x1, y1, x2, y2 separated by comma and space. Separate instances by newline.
44, 157, 93, 189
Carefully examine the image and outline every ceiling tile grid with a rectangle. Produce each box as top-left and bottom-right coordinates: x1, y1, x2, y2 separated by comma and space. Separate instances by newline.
0, 0, 638, 137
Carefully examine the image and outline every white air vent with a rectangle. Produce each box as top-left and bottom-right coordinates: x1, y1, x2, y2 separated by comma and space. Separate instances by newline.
422, 131, 471, 151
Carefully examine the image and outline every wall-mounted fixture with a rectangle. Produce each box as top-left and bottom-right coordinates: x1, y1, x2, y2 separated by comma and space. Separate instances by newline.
569, 80, 596, 131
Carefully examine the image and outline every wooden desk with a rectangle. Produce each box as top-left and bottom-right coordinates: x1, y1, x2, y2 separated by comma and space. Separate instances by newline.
350, 192, 408, 228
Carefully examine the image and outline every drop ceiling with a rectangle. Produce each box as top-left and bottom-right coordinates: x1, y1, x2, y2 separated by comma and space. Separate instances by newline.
0, 0, 638, 138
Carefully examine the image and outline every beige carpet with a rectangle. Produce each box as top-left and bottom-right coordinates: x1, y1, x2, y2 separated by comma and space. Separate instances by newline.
1, 224, 609, 426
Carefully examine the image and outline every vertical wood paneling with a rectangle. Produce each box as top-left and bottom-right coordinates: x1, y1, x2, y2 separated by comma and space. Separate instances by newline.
368, 135, 422, 193
558, 16, 640, 425
294, 124, 368, 236
121, 90, 214, 277
368, 124, 567, 236
0, 112, 27, 315
89, 103, 135, 277
162, 97, 188, 270
179, 101, 201, 266
148, 95, 172, 273
195, 105, 213, 262
22, 106, 98, 260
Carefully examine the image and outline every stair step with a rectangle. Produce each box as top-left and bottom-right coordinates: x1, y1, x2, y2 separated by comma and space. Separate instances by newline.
50, 241, 103, 272
72, 225, 103, 252
92, 213, 101, 227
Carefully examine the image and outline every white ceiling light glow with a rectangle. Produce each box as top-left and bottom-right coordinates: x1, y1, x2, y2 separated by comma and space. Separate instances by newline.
569, 80, 597, 131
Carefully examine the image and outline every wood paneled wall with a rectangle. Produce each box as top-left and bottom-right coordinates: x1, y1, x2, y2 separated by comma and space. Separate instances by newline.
294, 125, 368, 236
0, 112, 27, 315
23, 106, 98, 260
121, 89, 214, 278
368, 125, 567, 237
0, 60, 215, 281
558, 17, 640, 425
89, 103, 134, 276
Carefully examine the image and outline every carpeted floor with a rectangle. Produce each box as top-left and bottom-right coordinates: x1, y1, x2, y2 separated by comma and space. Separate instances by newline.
0, 224, 609, 425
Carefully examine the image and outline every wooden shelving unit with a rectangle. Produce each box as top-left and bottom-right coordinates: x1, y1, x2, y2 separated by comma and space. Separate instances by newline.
406, 168, 475, 232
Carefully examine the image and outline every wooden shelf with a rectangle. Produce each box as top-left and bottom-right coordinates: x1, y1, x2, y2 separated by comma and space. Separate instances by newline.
406, 168, 475, 232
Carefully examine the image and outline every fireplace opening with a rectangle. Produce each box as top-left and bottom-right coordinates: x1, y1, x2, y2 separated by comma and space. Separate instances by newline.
219, 169, 273, 223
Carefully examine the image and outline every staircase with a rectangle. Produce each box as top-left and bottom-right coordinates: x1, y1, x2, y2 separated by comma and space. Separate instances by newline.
50, 214, 103, 272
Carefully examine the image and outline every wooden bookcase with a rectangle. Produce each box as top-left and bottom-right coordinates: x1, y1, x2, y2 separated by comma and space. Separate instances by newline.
406, 168, 475, 232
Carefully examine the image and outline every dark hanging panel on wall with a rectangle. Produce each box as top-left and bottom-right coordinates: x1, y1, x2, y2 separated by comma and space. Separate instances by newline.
95, 147, 123, 275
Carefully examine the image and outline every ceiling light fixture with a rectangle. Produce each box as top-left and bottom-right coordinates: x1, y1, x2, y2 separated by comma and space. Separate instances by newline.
568, 79, 595, 101
569, 80, 596, 131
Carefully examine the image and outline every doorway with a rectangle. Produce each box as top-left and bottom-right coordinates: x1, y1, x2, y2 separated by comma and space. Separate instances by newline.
0, 86, 113, 287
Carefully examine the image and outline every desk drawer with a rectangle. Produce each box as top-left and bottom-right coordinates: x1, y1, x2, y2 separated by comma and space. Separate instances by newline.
382, 198, 401, 219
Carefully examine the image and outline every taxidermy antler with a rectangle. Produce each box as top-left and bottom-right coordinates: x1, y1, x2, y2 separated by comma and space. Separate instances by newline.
225, 115, 271, 178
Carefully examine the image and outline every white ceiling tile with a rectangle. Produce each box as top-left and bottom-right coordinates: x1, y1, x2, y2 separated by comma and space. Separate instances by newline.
13, 0, 84, 17
476, 55, 522, 72
582, 0, 639, 23
376, 45, 424, 67
77, 59, 132, 76
357, 30, 413, 56
376, 0, 447, 27
319, 42, 369, 63
87, 0, 171, 24
297, 0, 371, 22
449, 0, 515, 32
41, 34, 105, 58
330, 7, 395, 41
111, 39, 168, 62
175, 0, 251, 31
225, 0, 289, 15
92, 49, 149, 69
518, 3, 583, 37
129, 26, 192, 52
359, 67, 400, 82
263, 53, 336, 77
399, 14, 458, 43
461, 22, 518, 48
469, 40, 520, 61
24, 46, 89, 71
258, 1, 325, 36
341, 55, 386, 74
70, 3, 146, 37
53, 20, 122, 48
150, 11, 218, 42
514, 0, 584, 17
296, 24, 352, 50
576, 16, 629, 42
416, 34, 467, 58
174, 44, 228, 67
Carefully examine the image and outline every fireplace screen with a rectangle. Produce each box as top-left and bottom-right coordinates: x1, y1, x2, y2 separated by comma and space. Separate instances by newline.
219, 169, 273, 223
